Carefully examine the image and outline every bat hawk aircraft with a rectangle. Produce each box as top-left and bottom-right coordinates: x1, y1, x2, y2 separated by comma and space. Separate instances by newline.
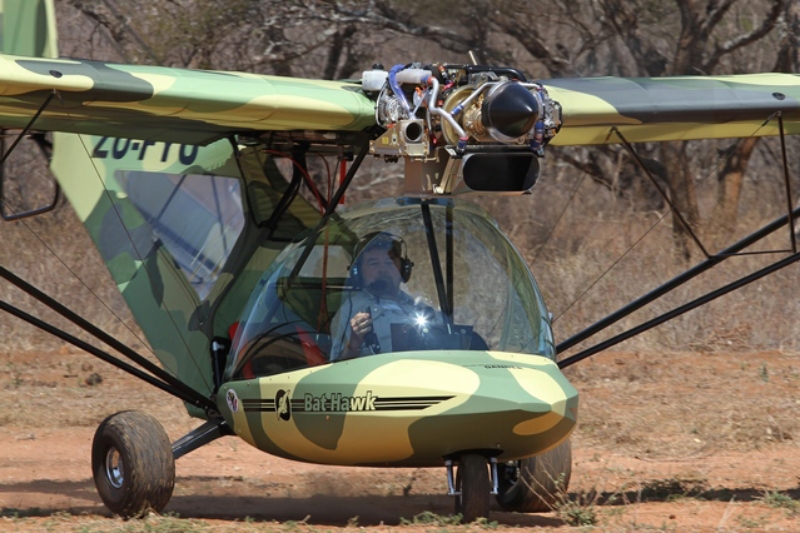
2, 0, 800, 523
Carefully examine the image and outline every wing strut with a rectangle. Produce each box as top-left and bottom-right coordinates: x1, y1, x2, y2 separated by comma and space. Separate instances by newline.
285, 134, 370, 284
611, 127, 710, 258
558, 249, 800, 369
323, 134, 370, 217
421, 201, 454, 327
776, 113, 797, 254
0, 266, 217, 412
556, 203, 800, 354
558, 118, 800, 358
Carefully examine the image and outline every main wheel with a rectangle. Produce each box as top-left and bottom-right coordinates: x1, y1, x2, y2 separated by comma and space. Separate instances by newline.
496, 439, 572, 513
454, 454, 491, 522
91, 410, 175, 518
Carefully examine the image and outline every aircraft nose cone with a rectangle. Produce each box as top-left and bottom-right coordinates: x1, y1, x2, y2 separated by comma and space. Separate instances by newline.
481, 82, 540, 139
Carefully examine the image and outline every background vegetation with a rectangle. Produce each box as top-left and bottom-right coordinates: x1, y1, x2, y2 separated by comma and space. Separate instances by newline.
2, 0, 800, 358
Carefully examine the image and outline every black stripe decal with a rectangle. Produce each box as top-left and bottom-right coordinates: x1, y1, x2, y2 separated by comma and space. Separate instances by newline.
242, 394, 455, 413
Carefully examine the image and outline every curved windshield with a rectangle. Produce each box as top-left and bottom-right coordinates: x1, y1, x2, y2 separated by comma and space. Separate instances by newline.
226, 197, 553, 378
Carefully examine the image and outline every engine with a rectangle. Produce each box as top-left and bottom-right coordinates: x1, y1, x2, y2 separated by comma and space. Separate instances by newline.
364, 63, 562, 195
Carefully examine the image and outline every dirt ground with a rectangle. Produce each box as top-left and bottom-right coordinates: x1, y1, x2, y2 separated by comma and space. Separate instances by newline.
1, 347, 798, 532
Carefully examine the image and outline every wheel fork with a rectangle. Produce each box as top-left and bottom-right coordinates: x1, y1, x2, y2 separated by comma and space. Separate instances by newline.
445, 457, 500, 495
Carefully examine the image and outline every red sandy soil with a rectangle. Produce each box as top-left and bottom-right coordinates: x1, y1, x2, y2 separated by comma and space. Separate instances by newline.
1, 347, 798, 531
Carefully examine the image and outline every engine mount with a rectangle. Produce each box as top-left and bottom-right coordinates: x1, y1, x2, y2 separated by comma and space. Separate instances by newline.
364, 63, 561, 195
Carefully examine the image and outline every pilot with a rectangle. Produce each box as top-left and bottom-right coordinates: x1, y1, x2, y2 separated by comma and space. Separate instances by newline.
330, 232, 434, 360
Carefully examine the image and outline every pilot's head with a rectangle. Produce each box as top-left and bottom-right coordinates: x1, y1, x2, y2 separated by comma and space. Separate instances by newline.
351, 232, 413, 298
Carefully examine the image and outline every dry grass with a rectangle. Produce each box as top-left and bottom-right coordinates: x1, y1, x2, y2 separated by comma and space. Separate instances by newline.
4, 133, 800, 359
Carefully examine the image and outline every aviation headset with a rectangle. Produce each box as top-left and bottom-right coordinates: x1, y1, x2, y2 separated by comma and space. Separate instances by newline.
349, 232, 414, 288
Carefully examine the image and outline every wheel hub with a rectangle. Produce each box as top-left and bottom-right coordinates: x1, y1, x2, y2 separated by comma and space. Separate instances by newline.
105, 447, 125, 489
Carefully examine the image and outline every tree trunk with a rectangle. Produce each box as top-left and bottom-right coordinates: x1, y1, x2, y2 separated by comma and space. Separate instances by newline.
711, 137, 758, 246
660, 142, 700, 262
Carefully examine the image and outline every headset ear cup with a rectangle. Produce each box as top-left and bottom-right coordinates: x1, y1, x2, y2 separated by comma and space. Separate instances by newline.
401, 259, 413, 283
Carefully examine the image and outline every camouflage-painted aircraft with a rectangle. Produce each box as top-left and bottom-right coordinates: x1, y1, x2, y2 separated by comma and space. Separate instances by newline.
2, 0, 800, 523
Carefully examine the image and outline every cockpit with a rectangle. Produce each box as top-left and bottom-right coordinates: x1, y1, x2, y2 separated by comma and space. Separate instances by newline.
225, 197, 554, 379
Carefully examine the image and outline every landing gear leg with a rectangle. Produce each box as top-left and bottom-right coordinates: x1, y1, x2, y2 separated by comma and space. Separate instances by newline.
453, 454, 491, 522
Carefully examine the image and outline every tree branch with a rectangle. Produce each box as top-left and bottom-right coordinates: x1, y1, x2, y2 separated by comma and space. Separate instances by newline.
702, 0, 786, 72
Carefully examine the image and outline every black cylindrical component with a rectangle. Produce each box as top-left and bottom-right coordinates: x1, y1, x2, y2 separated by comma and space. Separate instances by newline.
481, 82, 539, 140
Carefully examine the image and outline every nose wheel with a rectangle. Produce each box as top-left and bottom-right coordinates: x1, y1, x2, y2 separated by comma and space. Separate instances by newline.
448, 453, 494, 522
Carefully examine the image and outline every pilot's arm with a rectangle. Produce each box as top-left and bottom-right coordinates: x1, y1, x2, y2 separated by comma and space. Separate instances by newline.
331, 296, 373, 360
339, 311, 371, 359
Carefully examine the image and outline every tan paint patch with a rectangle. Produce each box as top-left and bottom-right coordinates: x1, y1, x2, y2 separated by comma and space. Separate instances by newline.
243, 94, 357, 126
485, 353, 570, 436
129, 72, 177, 96
219, 71, 358, 90
545, 84, 642, 127
76, 94, 359, 130
0, 57, 94, 95
507, 367, 567, 410
512, 410, 565, 436
552, 121, 789, 146
486, 351, 555, 367
334, 360, 480, 464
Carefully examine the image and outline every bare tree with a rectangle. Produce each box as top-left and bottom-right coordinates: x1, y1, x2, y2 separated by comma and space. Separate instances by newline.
62, 0, 793, 259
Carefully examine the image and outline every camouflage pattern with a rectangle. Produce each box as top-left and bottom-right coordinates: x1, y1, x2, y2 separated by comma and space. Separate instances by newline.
1, 49, 800, 147
0, 1, 793, 465
544, 74, 800, 145
0, 54, 376, 145
50, 132, 322, 417
217, 351, 578, 466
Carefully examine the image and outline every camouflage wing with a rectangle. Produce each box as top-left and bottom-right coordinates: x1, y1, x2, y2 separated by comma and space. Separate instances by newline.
545, 74, 800, 146
0, 54, 377, 145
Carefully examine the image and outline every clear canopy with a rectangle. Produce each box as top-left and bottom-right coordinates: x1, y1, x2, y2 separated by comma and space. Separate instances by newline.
226, 197, 554, 379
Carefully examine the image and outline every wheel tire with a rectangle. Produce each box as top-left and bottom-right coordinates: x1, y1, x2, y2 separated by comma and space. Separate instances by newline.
454, 454, 491, 522
496, 439, 572, 513
91, 410, 175, 518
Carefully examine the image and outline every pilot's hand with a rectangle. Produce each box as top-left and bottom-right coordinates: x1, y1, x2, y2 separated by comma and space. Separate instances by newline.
349, 311, 372, 342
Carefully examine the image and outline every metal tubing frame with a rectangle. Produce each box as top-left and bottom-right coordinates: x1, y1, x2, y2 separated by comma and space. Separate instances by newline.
284, 136, 370, 285
558, 120, 800, 355
556, 204, 800, 354
172, 418, 233, 460
0, 266, 216, 410
0, 92, 56, 166
558, 250, 800, 369
421, 202, 454, 325
611, 127, 710, 258
777, 113, 797, 254
0, 299, 217, 409
323, 134, 370, 217
261, 146, 307, 232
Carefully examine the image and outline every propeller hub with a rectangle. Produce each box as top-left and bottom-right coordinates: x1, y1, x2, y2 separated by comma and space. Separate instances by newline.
481, 81, 540, 142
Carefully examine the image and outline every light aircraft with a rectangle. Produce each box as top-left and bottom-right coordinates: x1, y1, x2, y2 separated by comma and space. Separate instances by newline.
1, 0, 800, 523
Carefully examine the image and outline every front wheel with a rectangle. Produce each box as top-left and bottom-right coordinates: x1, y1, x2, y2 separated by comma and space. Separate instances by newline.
496, 439, 572, 513
91, 410, 175, 518
454, 454, 491, 522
